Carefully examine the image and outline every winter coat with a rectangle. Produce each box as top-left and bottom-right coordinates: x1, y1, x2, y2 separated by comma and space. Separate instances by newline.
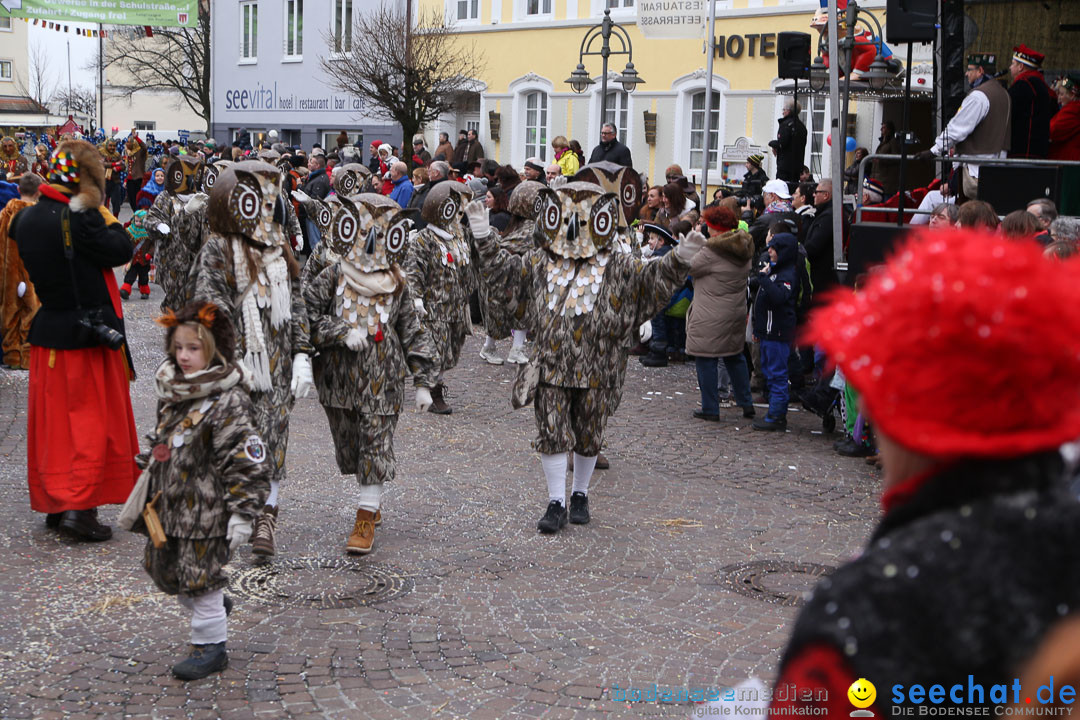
803, 199, 839, 302
873, 133, 902, 197
748, 208, 800, 259
555, 149, 580, 177
388, 175, 414, 208
751, 232, 799, 343
407, 176, 445, 231
1050, 100, 1080, 161
685, 229, 753, 358
588, 139, 633, 168
434, 141, 455, 163
302, 167, 331, 201
1009, 69, 1056, 159
775, 114, 808, 182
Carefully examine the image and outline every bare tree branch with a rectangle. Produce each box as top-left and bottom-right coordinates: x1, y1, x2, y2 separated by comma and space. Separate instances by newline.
52, 86, 99, 120
16, 41, 56, 108
101, 0, 211, 130
318, 6, 486, 147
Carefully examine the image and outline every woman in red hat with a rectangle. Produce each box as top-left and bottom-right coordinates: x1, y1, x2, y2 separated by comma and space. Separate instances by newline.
769, 227, 1080, 718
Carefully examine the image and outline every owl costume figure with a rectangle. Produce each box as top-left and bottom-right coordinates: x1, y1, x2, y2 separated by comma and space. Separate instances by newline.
404, 182, 476, 415
293, 162, 368, 286
193, 160, 314, 559
468, 182, 704, 533
303, 193, 437, 555
147, 154, 209, 311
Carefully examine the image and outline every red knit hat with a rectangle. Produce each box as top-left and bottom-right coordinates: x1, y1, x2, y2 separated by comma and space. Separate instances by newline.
808, 227, 1080, 458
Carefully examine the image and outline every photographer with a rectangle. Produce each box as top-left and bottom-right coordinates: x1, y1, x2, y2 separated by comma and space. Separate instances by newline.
11, 140, 140, 542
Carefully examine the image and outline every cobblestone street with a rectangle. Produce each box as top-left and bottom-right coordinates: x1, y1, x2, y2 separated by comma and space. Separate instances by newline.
0, 277, 881, 719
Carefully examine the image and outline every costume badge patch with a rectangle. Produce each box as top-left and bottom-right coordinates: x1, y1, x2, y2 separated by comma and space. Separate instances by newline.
243, 435, 267, 463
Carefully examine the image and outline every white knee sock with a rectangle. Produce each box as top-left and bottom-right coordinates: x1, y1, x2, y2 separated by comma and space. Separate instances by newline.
357, 483, 382, 513
483, 336, 497, 350
571, 453, 597, 495
540, 453, 568, 505
266, 480, 280, 507
189, 590, 227, 645
511, 330, 526, 348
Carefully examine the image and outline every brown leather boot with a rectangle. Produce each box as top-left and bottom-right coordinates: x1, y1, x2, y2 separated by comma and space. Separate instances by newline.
347, 508, 377, 555
250, 505, 278, 557
428, 384, 452, 415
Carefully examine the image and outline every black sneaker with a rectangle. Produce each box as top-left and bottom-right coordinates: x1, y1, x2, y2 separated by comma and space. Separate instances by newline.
223, 594, 233, 616
537, 500, 568, 534
639, 352, 668, 367
568, 492, 590, 525
752, 416, 787, 432
693, 410, 720, 422
835, 438, 874, 457
172, 642, 228, 681
741, 405, 757, 419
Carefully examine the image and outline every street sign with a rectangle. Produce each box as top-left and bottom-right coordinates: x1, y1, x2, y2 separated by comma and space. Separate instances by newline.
637, 0, 706, 40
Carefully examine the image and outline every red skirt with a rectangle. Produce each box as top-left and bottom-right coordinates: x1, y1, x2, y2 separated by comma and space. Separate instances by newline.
27, 344, 140, 513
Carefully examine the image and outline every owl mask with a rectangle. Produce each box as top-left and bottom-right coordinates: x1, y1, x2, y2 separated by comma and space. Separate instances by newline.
202, 159, 234, 192
421, 181, 473, 231
306, 195, 340, 242
573, 161, 643, 228
207, 160, 284, 244
536, 182, 619, 259
337, 193, 412, 272
508, 180, 549, 221
333, 163, 372, 196
164, 155, 205, 195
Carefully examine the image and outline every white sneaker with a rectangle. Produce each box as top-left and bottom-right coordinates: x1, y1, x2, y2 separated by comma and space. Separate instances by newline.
480, 344, 504, 365
506, 346, 529, 364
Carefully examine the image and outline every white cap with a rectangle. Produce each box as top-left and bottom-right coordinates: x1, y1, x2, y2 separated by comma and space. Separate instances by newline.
763, 179, 792, 199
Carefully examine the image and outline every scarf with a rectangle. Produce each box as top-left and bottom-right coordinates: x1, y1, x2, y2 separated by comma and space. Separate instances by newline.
141, 175, 165, 197
232, 237, 291, 391
154, 357, 249, 404
765, 199, 793, 215
335, 265, 399, 342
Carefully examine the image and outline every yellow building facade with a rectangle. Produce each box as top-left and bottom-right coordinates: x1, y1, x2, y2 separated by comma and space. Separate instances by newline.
420, 0, 908, 192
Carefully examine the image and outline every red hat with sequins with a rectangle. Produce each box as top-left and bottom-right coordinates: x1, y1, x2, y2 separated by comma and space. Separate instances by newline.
1013, 44, 1045, 69
808, 227, 1080, 458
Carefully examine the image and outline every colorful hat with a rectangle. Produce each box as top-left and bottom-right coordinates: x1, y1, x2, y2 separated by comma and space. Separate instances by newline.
49, 146, 80, 185
808, 228, 1080, 458
1013, 44, 1045, 69
747, 153, 765, 167
967, 53, 997, 70
863, 177, 885, 203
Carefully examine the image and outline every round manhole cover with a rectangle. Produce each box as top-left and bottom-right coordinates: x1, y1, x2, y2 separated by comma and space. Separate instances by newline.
230, 557, 414, 609
719, 561, 834, 606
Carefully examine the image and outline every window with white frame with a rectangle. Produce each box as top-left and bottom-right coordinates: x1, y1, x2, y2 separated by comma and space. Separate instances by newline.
806, 96, 827, 177
526, 0, 552, 16
284, 0, 303, 59
607, 0, 633, 7
240, 2, 258, 61
134, 121, 156, 131
604, 90, 629, 144
333, 0, 352, 53
322, 130, 363, 150
690, 91, 722, 170
0, 60, 12, 81
0, 16, 11, 30
524, 91, 549, 162
456, 0, 479, 21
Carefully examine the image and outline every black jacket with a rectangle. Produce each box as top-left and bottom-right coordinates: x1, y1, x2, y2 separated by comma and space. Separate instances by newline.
302, 168, 331, 201
751, 232, 799, 343
802, 199, 840, 301
775, 114, 808, 182
588, 139, 633, 168
12, 191, 133, 350
407, 176, 446, 230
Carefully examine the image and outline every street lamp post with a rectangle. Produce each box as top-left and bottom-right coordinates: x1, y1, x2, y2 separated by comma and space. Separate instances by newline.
565, 9, 643, 136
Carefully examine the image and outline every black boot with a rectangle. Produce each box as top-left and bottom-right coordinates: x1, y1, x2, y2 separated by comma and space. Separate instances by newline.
568, 492, 590, 524
172, 642, 228, 681
59, 508, 112, 541
428, 384, 452, 415
639, 351, 668, 367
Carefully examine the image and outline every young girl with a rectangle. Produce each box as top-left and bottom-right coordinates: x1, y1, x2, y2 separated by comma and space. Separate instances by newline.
137, 301, 269, 681
120, 209, 153, 300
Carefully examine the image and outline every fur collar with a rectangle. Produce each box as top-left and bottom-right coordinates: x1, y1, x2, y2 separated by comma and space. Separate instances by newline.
705, 228, 754, 263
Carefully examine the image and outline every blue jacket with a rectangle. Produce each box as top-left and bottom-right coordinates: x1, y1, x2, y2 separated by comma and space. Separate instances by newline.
388, 176, 414, 208
752, 232, 800, 343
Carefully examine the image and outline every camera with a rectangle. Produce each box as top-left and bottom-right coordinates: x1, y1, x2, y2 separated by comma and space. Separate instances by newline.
77, 309, 126, 351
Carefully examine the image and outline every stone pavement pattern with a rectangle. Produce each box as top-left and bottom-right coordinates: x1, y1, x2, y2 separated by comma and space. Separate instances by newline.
0, 273, 880, 719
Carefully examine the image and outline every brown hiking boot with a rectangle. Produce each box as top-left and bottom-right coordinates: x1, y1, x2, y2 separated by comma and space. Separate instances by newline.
250, 505, 278, 557
428, 384, 452, 415
374, 509, 382, 526
347, 508, 376, 555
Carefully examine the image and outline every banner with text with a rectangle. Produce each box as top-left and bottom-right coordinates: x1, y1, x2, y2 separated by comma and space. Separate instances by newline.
0, 0, 198, 28
637, 0, 706, 40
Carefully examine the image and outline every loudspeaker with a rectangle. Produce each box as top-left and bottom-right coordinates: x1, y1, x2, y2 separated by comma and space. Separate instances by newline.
886, 0, 937, 44
777, 32, 811, 80
978, 165, 1060, 215
847, 223, 911, 284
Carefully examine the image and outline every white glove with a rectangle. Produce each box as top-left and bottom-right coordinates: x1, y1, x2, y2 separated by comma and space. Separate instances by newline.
156, 222, 171, 235
413, 298, 427, 317
464, 200, 490, 238
290, 352, 314, 399
226, 514, 252, 551
641, 245, 654, 259
344, 328, 369, 351
291, 189, 311, 203
639, 320, 652, 343
674, 230, 706, 264
415, 387, 433, 413
293, 233, 304, 252
549, 175, 568, 190
184, 192, 208, 214
17, 281, 26, 298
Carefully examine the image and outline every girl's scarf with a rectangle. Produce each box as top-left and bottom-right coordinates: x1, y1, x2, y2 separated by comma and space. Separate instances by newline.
153, 358, 249, 405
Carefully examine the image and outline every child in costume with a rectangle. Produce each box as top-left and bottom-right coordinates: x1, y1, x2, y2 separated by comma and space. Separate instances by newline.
302, 193, 438, 554
134, 302, 269, 680
193, 160, 314, 559
468, 182, 702, 533
120, 209, 153, 300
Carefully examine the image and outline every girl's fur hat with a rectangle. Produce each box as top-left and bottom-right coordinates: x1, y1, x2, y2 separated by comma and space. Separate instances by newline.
155, 301, 237, 363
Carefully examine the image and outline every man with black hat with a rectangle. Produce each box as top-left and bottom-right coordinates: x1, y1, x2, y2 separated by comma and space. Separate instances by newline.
742, 154, 769, 194
915, 54, 1011, 199
1008, 44, 1056, 159
772, 98, 807, 183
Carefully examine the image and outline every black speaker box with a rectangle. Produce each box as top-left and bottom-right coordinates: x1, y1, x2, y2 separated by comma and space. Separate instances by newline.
885, 0, 937, 44
977, 165, 1060, 215
777, 32, 811, 80
847, 223, 911, 285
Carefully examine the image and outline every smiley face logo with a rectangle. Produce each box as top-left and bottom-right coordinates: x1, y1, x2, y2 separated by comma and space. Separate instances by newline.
848, 678, 876, 710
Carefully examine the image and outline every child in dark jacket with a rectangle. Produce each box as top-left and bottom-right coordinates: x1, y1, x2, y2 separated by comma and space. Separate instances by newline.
751, 230, 800, 430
